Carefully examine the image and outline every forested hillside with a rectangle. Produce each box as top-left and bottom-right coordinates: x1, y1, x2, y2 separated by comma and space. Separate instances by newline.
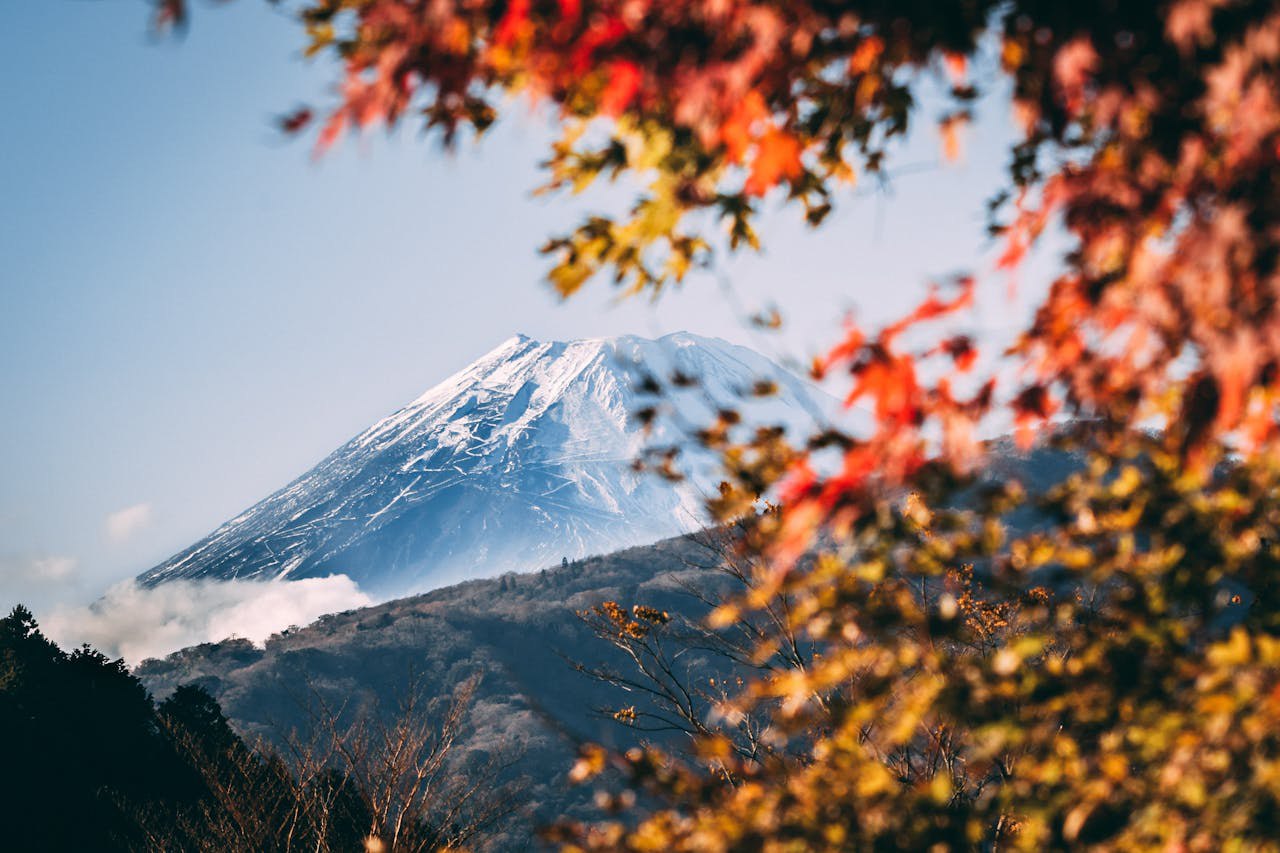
137, 532, 745, 848
0, 605, 510, 851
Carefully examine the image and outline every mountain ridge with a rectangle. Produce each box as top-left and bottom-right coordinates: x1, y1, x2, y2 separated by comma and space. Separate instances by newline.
138, 332, 831, 597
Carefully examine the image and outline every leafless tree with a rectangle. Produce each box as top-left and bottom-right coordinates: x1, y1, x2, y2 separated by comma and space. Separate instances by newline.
305, 673, 520, 852
568, 523, 829, 770
135, 673, 520, 852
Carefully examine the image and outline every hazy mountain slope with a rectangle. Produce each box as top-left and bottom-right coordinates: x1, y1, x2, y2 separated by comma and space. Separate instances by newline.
137, 333, 831, 597
137, 532, 739, 850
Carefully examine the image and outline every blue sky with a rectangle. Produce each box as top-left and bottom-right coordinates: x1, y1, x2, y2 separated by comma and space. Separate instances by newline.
1, 1, 1049, 613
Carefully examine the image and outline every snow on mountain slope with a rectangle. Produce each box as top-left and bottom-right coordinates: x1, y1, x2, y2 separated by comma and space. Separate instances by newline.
137, 332, 835, 597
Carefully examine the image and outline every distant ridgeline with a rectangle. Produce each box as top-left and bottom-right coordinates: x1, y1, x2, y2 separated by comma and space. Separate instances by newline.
137, 532, 741, 850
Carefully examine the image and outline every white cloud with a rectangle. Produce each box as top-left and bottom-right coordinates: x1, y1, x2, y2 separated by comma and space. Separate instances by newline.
104, 502, 154, 544
44, 575, 373, 665
0, 554, 81, 614
18, 555, 77, 581
3, 554, 78, 583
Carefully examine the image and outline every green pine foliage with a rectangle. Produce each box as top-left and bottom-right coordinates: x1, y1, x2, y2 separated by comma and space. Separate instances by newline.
0, 605, 483, 852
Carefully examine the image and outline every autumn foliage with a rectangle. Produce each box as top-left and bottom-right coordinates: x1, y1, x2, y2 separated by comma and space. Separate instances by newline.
151, 0, 1280, 849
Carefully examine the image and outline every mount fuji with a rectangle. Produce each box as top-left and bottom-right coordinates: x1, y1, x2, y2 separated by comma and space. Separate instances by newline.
137, 332, 833, 597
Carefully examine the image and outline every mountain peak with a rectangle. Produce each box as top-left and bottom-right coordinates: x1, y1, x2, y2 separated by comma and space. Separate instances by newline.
139, 333, 831, 597
493, 329, 734, 349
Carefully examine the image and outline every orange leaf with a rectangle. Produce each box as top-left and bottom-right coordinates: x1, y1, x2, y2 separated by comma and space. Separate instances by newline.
314, 112, 347, 156
939, 114, 967, 163
817, 321, 866, 377
931, 336, 978, 371
745, 129, 803, 196
777, 458, 819, 506
1053, 37, 1098, 113
557, 0, 581, 23
494, 0, 531, 47
599, 60, 642, 116
882, 278, 975, 343
570, 17, 628, 74
721, 91, 767, 164
850, 356, 921, 427
848, 36, 884, 75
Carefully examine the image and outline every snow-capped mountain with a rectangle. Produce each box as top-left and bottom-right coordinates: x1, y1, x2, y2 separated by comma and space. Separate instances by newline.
138, 332, 833, 596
